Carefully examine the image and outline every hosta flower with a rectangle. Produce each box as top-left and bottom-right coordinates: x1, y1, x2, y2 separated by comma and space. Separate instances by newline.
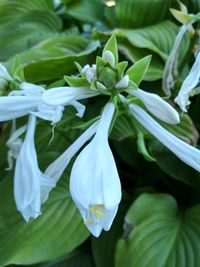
70, 103, 121, 237
129, 104, 200, 172
174, 52, 200, 112
0, 82, 86, 123
14, 114, 56, 221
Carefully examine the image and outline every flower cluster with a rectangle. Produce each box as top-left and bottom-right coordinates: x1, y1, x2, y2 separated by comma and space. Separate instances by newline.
1, 36, 200, 237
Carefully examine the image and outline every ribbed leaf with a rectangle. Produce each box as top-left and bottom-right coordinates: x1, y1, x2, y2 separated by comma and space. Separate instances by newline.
0, 174, 89, 266
0, 0, 53, 24
11, 35, 100, 82
0, 11, 62, 60
65, 0, 104, 23
115, 0, 173, 28
116, 193, 200, 267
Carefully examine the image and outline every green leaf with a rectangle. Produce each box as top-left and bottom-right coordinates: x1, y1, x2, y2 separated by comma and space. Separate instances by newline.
160, 113, 199, 146
0, 9, 62, 60
64, 76, 89, 87
0, 173, 89, 266
126, 55, 152, 86
0, 0, 54, 24
136, 131, 156, 162
92, 196, 131, 267
149, 140, 200, 190
11, 35, 100, 82
103, 35, 118, 65
65, 0, 104, 23
116, 193, 200, 267
115, 0, 173, 28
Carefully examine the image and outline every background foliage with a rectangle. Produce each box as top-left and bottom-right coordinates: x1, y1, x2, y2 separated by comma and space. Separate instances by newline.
0, 0, 200, 266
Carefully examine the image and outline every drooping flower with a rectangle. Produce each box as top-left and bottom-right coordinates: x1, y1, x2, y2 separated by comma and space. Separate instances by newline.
14, 114, 56, 221
174, 52, 200, 112
70, 102, 121, 237
0, 82, 86, 123
129, 103, 200, 172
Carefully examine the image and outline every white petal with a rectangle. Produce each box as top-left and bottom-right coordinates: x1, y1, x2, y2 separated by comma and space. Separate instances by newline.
31, 103, 64, 124
14, 115, 56, 221
102, 51, 115, 65
129, 104, 200, 172
128, 89, 180, 124
42, 87, 98, 105
174, 52, 200, 111
0, 96, 41, 122
102, 207, 118, 230
82, 64, 96, 83
115, 75, 129, 89
10, 82, 45, 96
69, 100, 86, 118
14, 115, 41, 221
0, 63, 12, 81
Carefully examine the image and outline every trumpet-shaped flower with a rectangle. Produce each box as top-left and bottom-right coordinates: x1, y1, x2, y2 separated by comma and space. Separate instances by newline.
174, 52, 200, 112
128, 89, 180, 124
70, 103, 121, 237
129, 104, 200, 172
14, 115, 56, 221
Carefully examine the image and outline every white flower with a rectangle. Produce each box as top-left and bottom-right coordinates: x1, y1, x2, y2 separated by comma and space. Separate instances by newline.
70, 103, 121, 237
174, 52, 200, 112
129, 103, 200, 172
0, 82, 85, 123
42, 86, 98, 106
0, 63, 12, 91
14, 114, 56, 221
0, 83, 43, 122
128, 89, 180, 124
82, 64, 96, 83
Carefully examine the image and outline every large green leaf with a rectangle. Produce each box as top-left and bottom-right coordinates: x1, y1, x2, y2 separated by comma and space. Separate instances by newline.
65, 0, 104, 23
0, 173, 89, 266
115, 0, 173, 28
11, 35, 100, 82
0, 0, 54, 24
0, 11, 62, 61
116, 193, 200, 267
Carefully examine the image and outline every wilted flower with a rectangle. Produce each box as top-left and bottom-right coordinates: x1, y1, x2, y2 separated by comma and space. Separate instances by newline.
70, 102, 121, 237
174, 52, 200, 112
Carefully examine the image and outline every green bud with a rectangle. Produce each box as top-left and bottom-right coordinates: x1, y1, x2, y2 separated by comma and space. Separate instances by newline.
98, 66, 118, 89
